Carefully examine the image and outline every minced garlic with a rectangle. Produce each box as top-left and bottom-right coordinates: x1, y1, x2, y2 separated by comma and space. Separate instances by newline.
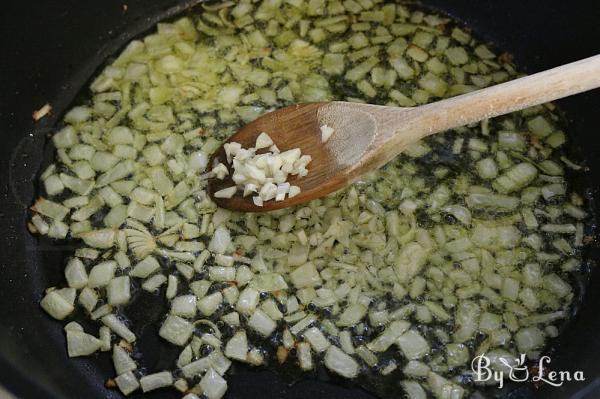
212, 132, 309, 205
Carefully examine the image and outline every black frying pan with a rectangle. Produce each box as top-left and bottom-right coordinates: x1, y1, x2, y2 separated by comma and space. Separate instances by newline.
1, 1, 599, 398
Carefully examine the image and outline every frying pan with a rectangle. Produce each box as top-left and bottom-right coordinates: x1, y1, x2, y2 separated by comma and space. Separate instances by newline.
1, 1, 599, 398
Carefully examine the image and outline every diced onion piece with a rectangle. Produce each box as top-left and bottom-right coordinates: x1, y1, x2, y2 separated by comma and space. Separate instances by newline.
91, 304, 112, 321
159, 315, 194, 346
188, 151, 209, 172
304, 327, 330, 353
221, 312, 240, 326
199, 368, 228, 399
142, 274, 167, 291
297, 342, 313, 370
171, 295, 197, 318
208, 226, 231, 254
177, 346, 193, 368
78, 287, 98, 313
427, 372, 464, 399
289, 262, 322, 288
102, 314, 136, 343
198, 292, 223, 316
324, 345, 359, 378
30, 214, 49, 235
248, 309, 277, 337
224, 331, 248, 361
113, 344, 137, 375
339, 330, 355, 354
31, 198, 69, 221
41, 290, 75, 320
209, 350, 231, 376
356, 345, 378, 367
246, 348, 264, 366
66, 330, 102, 357
396, 330, 430, 360
515, 326, 545, 353
98, 326, 114, 352
336, 303, 367, 327
441, 205, 471, 225
140, 371, 173, 392
64, 321, 83, 332
236, 287, 260, 314
79, 229, 116, 249
401, 380, 427, 399
107, 276, 131, 305
452, 301, 480, 343
320, 124, 335, 143
115, 371, 140, 396
181, 357, 211, 379
129, 256, 160, 278
367, 320, 411, 352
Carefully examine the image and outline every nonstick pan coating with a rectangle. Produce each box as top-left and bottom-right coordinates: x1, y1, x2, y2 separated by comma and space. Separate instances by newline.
1, 1, 599, 398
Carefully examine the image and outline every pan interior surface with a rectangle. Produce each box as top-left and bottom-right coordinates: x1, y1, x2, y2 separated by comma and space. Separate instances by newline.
1, 1, 600, 399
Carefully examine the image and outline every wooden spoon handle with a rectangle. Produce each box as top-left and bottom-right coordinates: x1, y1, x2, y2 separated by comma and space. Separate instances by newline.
385, 54, 600, 145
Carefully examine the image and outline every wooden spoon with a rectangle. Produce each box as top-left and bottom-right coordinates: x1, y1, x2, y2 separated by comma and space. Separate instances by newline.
209, 55, 600, 212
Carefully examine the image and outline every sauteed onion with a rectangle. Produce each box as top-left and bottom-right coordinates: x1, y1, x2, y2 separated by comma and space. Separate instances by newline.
30, 1, 590, 398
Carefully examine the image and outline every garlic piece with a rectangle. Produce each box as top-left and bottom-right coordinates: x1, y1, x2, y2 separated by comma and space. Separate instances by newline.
214, 132, 311, 205
214, 186, 237, 198
320, 124, 335, 142
212, 163, 229, 180
255, 132, 274, 149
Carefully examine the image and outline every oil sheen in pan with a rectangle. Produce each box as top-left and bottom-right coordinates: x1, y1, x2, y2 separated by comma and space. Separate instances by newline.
26, 1, 596, 399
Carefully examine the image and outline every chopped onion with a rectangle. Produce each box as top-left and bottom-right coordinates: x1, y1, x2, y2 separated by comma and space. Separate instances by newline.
198, 292, 223, 316
107, 276, 131, 305
303, 327, 331, 353
115, 371, 140, 395
113, 344, 137, 375
29, 3, 591, 396
140, 371, 173, 392
224, 331, 248, 362
64, 258, 88, 289
297, 342, 314, 370
208, 226, 232, 255
130, 256, 160, 278
171, 295, 198, 318
199, 368, 227, 399
236, 287, 260, 314
324, 346, 359, 378
159, 315, 194, 346
396, 330, 430, 360
66, 330, 102, 357
247, 310, 277, 337
41, 290, 75, 320
102, 314, 136, 343
88, 261, 117, 288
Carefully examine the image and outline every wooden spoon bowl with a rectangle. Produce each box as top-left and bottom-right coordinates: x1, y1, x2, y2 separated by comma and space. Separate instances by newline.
209, 55, 600, 212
